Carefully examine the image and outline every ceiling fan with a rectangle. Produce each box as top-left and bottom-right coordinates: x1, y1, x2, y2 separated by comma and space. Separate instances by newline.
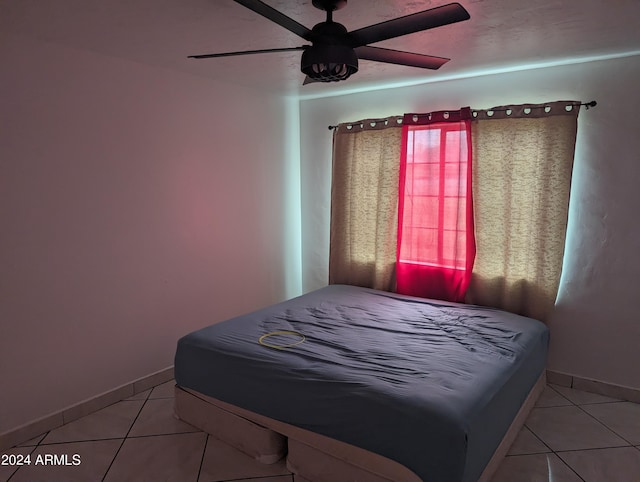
189, 0, 470, 84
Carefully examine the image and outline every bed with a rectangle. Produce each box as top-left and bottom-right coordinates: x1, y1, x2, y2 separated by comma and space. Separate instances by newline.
174, 284, 548, 482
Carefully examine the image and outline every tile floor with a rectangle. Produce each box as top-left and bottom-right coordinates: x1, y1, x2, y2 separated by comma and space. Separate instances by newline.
3, 381, 640, 482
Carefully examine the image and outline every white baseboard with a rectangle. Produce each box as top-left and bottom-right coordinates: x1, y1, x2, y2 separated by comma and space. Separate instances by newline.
546, 369, 640, 403
0, 366, 174, 452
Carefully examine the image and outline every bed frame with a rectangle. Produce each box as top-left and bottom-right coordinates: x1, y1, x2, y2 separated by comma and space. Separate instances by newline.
174, 371, 545, 482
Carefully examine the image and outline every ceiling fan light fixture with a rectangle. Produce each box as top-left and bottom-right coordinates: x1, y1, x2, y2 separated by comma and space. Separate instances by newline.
301, 44, 358, 82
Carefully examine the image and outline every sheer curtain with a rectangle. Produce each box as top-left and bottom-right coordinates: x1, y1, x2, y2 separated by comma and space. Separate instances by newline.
466, 101, 580, 321
396, 108, 476, 302
329, 117, 403, 291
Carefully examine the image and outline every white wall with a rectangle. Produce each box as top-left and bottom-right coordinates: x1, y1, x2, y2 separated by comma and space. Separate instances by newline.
0, 34, 300, 434
299, 55, 640, 390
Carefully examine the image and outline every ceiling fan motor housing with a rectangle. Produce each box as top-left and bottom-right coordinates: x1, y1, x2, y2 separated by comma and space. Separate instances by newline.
302, 20, 358, 82
312, 0, 347, 12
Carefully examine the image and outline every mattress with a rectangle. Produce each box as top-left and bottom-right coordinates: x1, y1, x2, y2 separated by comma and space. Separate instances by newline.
175, 284, 549, 482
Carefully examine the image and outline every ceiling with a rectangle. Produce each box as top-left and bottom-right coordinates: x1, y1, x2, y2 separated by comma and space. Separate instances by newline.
2, 0, 640, 97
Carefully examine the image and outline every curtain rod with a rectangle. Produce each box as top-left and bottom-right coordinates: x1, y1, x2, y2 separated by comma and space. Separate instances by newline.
327, 100, 597, 130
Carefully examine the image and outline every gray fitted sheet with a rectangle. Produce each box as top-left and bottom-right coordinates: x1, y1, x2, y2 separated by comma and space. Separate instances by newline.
175, 284, 548, 482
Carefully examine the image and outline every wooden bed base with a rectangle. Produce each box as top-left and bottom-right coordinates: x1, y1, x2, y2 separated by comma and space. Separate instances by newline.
174, 372, 545, 482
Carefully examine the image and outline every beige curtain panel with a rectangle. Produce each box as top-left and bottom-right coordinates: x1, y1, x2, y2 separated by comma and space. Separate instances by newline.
329, 117, 403, 291
466, 101, 580, 321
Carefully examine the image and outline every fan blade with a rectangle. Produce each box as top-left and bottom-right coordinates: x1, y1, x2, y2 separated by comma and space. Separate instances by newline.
234, 0, 312, 40
303, 76, 320, 85
348, 3, 470, 47
355, 46, 449, 70
188, 46, 307, 59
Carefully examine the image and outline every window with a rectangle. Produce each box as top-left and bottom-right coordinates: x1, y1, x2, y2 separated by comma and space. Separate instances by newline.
399, 124, 470, 269
330, 102, 579, 316
396, 110, 475, 301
